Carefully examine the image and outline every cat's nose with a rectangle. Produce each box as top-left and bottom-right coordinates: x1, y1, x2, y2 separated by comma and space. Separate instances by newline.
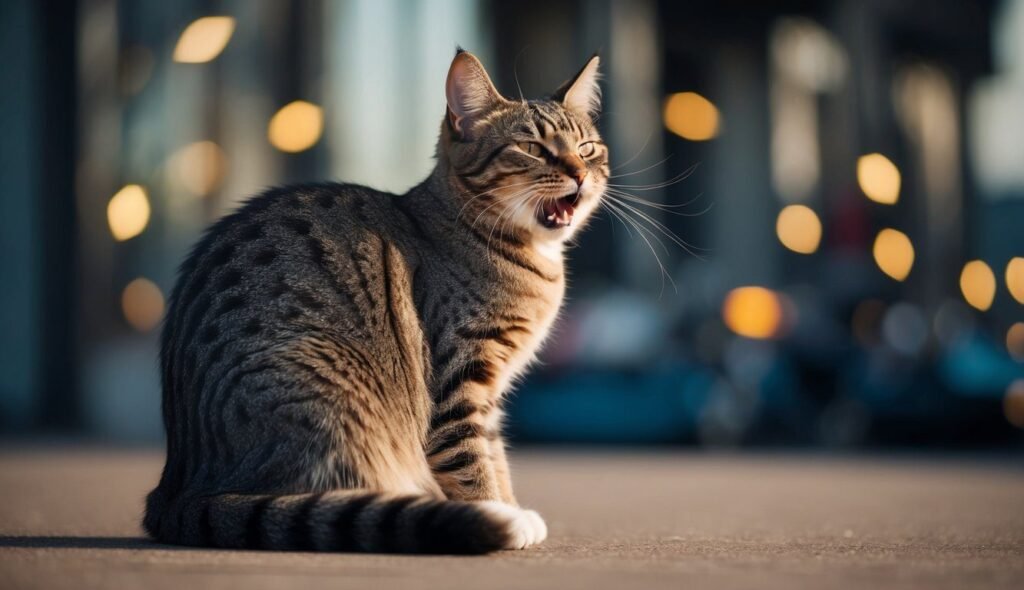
570, 169, 587, 187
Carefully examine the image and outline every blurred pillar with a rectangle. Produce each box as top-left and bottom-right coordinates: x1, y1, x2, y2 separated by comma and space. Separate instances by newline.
608, 0, 668, 289
710, 43, 776, 288
218, 0, 285, 211
279, 0, 325, 184
895, 64, 963, 312
0, 0, 41, 429
35, 0, 81, 429
325, 0, 489, 194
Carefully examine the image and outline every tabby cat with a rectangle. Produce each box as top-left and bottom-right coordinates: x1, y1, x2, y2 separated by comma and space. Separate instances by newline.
144, 49, 607, 553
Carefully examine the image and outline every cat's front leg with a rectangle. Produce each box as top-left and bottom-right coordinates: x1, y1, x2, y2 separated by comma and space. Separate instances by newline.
425, 354, 549, 547
427, 399, 548, 549
484, 420, 548, 545
427, 396, 503, 502
482, 409, 517, 505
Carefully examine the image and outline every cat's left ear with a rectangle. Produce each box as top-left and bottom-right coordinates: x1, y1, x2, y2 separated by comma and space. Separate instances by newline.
553, 54, 601, 118
446, 49, 506, 138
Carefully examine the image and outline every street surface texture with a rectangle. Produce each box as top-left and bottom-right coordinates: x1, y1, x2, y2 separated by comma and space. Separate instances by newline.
1, 448, 1022, 589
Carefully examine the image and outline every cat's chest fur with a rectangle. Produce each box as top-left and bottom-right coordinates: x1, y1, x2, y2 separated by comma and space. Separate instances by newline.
487, 277, 564, 396
414, 248, 565, 400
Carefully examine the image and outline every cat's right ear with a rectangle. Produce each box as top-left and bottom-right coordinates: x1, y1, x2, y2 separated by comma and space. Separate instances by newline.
446, 49, 505, 139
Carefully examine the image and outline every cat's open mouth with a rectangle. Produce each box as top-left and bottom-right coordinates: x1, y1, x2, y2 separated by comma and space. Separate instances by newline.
538, 193, 581, 229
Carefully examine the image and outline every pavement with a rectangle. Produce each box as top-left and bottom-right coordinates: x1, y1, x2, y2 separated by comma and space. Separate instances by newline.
0, 447, 1022, 589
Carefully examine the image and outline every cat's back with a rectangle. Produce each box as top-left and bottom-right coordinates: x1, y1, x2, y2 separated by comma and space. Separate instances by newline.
161, 182, 418, 380
177, 182, 408, 272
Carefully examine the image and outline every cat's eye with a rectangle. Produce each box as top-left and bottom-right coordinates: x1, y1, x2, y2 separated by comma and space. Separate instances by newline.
579, 141, 597, 158
517, 142, 544, 158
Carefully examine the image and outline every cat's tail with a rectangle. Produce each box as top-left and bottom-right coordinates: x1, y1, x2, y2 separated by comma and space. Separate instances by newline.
147, 491, 543, 554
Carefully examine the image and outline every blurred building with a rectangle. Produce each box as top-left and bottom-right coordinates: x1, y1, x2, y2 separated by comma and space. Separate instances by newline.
1, 0, 1022, 446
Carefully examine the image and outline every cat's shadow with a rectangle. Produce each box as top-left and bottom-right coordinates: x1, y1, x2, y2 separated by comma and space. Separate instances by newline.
0, 535, 189, 551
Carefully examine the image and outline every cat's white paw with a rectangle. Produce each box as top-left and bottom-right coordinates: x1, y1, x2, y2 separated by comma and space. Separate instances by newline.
521, 508, 548, 544
477, 501, 546, 550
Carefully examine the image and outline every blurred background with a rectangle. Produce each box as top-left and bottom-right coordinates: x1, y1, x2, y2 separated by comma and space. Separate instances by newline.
1, 0, 1023, 449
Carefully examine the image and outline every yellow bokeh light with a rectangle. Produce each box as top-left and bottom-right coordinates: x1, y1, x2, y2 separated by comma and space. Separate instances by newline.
722, 286, 784, 340
1005, 257, 1024, 305
107, 184, 151, 241
663, 92, 719, 141
872, 228, 914, 281
268, 100, 324, 153
121, 277, 165, 333
959, 260, 996, 311
775, 205, 822, 254
857, 153, 901, 205
168, 141, 226, 197
1007, 323, 1024, 362
1004, 379, 1024, 428
173, 16, 236, 64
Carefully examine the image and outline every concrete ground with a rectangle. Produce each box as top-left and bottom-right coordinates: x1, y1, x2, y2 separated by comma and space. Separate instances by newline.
0, 448, 1022, 589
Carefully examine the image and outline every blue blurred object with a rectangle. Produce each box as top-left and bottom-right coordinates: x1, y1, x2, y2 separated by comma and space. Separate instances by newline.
508, 363, 715, 444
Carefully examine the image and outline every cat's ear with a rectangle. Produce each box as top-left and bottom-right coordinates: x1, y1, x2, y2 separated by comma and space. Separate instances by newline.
446, 49, 505, 138
553, 54, 601, 118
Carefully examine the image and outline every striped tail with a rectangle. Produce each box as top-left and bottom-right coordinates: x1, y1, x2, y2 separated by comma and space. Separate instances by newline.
147, 491, 533, 554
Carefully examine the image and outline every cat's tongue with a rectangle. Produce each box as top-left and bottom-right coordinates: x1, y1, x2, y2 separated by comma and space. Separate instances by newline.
542, 198, 575, 228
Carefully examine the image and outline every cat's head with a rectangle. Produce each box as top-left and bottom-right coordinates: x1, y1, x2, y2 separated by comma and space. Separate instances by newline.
440, 49, 606, 247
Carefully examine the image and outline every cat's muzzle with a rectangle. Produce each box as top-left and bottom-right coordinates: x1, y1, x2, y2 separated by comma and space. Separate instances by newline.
538, 192, 582, 229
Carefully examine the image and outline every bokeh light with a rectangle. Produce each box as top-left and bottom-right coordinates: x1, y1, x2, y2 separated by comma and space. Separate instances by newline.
1006, 323, 1024, 362
959, 260, 996, 311
775, 205, 822, 254
722, 286, 784, 340
107, 184, 151, 241
882, 303, 928, 356
851, 299, 886, 346
1004, 379, 1024, 428
168, 141, 227, 197
857, 153, 901, 204
268, 100, 324, 153
663, 92, 720, 141
173, 17, 236, 64
121, 278, 165, 333
872, 228, 914, 281
1005, 257, 1024, 304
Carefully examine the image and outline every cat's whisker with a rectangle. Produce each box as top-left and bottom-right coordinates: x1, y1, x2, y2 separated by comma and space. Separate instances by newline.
496, 194, 533, 247
602, 199, 678, 295
608, 127, 654, 172
468, 187, 536, 232
602, 195, 708, 258
603, 199, 671, 256
456, 180, 540, 221
601, 203, 636, 239
484, 194, 530, 266
608, 154, 671, 179
603, 188, 713, 217
605, 164, 698, 191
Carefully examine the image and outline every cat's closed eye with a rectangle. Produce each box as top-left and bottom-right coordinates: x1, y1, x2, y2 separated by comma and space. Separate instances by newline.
516, 141, 545, 158
578, 141, 597, 158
